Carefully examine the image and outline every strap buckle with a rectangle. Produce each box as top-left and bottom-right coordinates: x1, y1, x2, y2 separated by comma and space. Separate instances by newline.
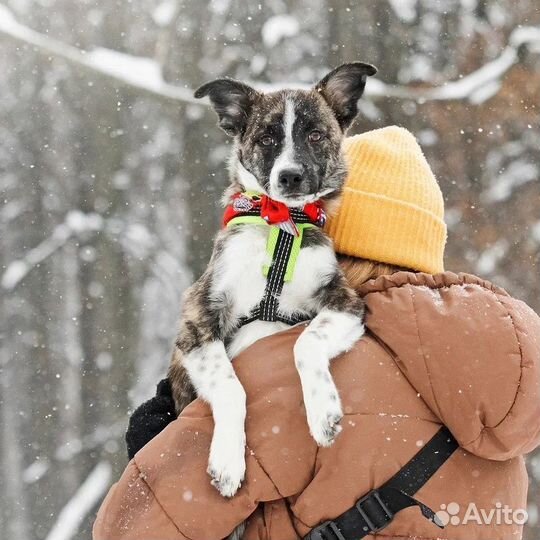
308, 520, 346, 540
308, 490, 394, 540
355, 489, 394, 533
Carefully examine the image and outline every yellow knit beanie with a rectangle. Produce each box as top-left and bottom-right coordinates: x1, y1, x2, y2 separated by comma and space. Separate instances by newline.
326, 126, 447, 274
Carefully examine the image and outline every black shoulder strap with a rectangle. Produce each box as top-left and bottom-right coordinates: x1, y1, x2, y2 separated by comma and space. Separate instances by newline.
306, 426, 459, 540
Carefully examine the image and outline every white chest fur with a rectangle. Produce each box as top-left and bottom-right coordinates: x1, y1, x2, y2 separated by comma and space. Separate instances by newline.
210, 225, 338, 357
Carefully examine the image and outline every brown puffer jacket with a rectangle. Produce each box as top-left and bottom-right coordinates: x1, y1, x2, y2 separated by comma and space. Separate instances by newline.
94, 272, 540, 540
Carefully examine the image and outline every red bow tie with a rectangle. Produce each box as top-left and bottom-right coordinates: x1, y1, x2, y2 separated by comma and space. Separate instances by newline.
223, 193, 326, 235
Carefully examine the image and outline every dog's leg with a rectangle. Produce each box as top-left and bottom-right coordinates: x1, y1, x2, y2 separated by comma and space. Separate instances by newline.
169, 349, 197, 414
183, 340, 246, 497
171, 280, 246, 498
294, 275, 365, 446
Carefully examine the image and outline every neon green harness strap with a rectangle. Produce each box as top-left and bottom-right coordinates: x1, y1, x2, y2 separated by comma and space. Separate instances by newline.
226, 216, 315, 282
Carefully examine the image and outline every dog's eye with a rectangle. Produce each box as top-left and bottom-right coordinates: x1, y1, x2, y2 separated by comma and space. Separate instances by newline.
260, 135, 274, 146
308, 130, 323, 142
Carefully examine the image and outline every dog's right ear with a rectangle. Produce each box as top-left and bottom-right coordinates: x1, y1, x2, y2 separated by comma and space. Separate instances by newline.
194, 79, 259, 136
315, 62, 377, 130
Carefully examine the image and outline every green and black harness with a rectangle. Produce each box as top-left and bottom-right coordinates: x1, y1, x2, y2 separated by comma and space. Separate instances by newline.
223, 192, 326, 327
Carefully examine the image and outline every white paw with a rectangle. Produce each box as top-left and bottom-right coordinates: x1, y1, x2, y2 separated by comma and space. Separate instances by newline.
304, 385, 343, 447
207, 432, 246, 497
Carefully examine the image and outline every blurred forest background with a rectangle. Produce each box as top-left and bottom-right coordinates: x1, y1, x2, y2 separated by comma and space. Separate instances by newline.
0, 0, 539, 539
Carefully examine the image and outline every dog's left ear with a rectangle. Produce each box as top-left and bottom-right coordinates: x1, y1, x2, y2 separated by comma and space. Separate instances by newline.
315, 62, 377, 130
194, 78, 260, 136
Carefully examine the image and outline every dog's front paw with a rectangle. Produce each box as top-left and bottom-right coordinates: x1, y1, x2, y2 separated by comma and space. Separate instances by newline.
207, 434, 246, 497
305, 390, 343, 447
208, 464, 244, 498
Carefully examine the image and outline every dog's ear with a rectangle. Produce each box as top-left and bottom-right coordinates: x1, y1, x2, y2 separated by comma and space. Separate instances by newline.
315, 62, 377, 130
194, 79, 259, 136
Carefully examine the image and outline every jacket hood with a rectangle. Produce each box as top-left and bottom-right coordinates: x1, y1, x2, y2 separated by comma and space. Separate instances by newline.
360, 270, 540, 460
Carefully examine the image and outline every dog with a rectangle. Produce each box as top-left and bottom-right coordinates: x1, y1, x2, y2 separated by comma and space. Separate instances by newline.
169, 62, 377, 498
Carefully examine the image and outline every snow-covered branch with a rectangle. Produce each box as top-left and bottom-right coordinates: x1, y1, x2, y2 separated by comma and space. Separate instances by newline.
0, 5, 199, 105
2, 205, 180, 292
1, 5, 539, 105
1, 210, 102, 291
369, 26, 540, 103
44, 461, 112, 540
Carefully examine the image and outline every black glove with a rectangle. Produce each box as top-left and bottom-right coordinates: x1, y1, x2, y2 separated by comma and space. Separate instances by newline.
125, 378, 177, 460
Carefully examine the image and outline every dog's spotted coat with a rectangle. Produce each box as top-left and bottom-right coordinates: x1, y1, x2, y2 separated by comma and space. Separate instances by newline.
169, 63, 377, 500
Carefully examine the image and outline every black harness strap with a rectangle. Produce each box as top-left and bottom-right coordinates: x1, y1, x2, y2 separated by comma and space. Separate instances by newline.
237, 209, 315, 328
305, 426, 459, 540
260, 228, 293, 321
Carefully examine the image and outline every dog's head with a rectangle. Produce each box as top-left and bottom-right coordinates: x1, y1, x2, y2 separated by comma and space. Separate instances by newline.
195, 62, 377, 207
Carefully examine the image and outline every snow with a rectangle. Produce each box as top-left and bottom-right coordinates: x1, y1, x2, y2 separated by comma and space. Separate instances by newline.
152, 0, 177, 27
1, 260, 28, 290
444, 208, 463, 230
510, 26, 540, 50
23, 460, 50, 484
86, 48, 163, 93
528, 504, 539, 527
261, 15, 300, 48
399, 54, 433, 83
532, 222, 540, 244
417, 129, 438, 146
0, 3, 17, 29
44, 462, 112, 540
417, 286, 444, 307
65, 210, 103, 234
358, 99, 381, 122
476, 240, 509, 275
483, 161, 538, 203
377, 413, 411, 419
95, 352, 113, 371
250, 54, 267, 75
388, 0, 417, 23
468, 80, 501, 105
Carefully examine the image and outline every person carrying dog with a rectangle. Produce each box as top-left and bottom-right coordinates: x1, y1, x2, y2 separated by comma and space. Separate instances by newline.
93, 126, 540, 540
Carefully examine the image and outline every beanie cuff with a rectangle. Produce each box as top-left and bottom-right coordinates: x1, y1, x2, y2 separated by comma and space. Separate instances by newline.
326, 188, 447, 274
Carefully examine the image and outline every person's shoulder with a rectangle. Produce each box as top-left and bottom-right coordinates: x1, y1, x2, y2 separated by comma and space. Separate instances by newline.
360, 270, 540, 378
358, 270, 508, 298
359, 270, 529, 320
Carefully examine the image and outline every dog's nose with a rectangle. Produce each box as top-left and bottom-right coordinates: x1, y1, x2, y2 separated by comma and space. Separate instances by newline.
278, 169, 304, 189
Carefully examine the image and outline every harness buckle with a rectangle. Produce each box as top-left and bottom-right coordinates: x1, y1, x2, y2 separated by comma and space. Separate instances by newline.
308, 520, 346, 540
354, 489, 394, 533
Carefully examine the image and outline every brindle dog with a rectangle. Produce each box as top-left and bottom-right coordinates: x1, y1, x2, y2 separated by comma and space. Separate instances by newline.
169, 63, 377, 499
